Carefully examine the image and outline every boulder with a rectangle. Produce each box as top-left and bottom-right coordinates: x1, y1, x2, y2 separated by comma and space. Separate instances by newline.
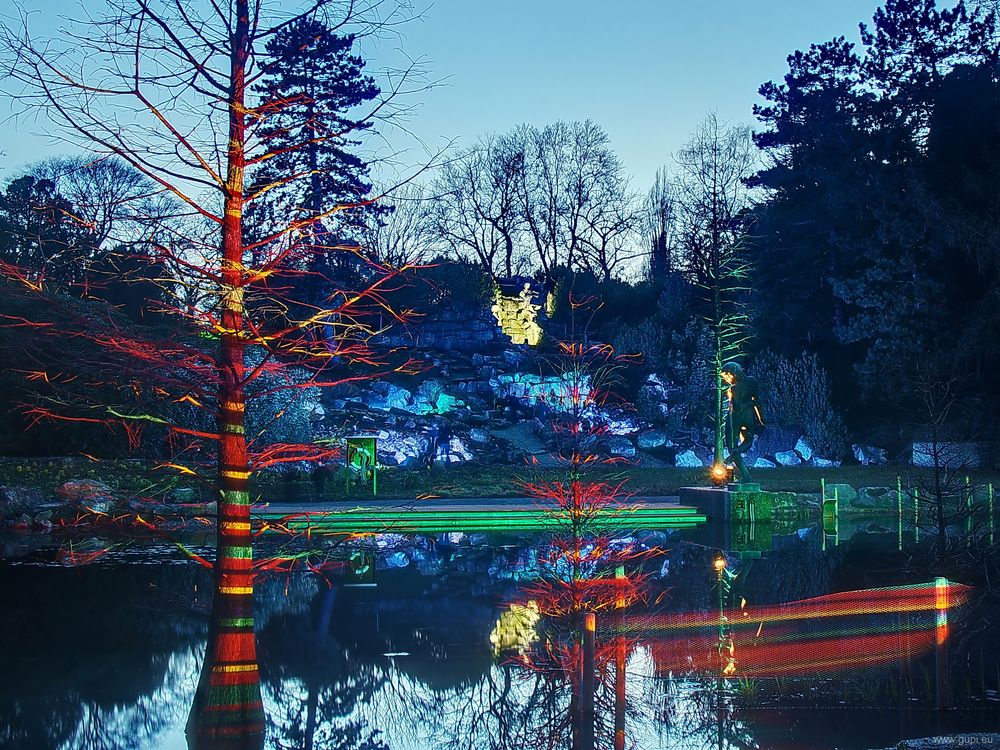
824, 483, 857, 505
752, 457, 777, 469
0, 486, 44, 517
636, 429, 668, 450
447, 436, 474, 462
852, 444, 888, 466
753, 425, 799, 457
604, 436, 636, 459
794, 436, 813, 462
56, 479, 117, 505
377, 551, 410, 570
675, 449, 704, 468
469, 427, 490, 444
775, 450, 802, 466
813, 457, 841, 468
502, 349, 526, 367
911, 441, 987, 469
601, 412, 644, 436
363, 383, 413, 412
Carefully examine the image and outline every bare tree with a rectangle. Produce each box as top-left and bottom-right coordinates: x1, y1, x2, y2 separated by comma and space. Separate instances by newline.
643, 166, 676, 279
518, 120, 638, 287
358, 182, 439, 267
433, 121, 639, 284
576, 181, 642, 282
25, 155, 179, 249
673, 114, 757, 467
433, 132, 524, 279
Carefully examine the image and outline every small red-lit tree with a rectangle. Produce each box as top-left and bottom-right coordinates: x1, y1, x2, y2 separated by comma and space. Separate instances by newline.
0, 2, 424, 747
498, 296, 648, 749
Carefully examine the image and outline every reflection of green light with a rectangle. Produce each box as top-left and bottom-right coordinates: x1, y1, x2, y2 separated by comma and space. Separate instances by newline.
256, 507, 706, 534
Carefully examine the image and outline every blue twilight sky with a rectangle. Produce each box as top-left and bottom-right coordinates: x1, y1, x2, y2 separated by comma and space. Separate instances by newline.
0, 0, 884, 190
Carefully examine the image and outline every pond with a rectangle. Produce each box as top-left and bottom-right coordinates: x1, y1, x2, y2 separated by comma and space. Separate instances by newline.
1, 520, 998, 750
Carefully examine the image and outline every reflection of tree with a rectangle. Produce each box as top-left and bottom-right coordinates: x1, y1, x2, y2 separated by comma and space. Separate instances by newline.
482, 326, 651, 750
257, 585, 388, 750
0, 565, 208, 750
187, 547, 265, 749
640, 675, 758, 750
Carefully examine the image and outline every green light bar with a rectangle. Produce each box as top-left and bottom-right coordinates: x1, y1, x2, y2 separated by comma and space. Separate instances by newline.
254, 506, 707, 534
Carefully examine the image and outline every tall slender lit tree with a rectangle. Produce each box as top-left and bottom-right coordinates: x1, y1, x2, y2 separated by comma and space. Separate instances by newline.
673, 115, 756, 469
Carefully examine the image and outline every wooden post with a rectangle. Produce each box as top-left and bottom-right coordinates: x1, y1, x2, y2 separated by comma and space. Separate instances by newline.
897, 476, 903, 550
582, 613, 596, 750
989, 483, 994, 546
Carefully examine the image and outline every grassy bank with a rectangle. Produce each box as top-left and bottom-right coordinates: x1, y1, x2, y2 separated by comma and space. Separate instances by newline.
2, 456, 998, 503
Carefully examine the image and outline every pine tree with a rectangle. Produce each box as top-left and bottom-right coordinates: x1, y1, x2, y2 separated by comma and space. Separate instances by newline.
253, 17, 382, 305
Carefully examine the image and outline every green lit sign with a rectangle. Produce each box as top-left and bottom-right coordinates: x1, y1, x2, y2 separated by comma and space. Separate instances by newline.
346, 436, 377, 495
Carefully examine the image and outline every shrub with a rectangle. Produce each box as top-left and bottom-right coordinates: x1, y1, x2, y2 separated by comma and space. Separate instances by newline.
749, 351, 849, 458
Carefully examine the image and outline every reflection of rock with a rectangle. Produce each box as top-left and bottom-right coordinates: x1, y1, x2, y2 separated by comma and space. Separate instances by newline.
854, 486, 894, 509
55, 480, 122, 513
825, 483, 857, 505
0, 486, 44, 518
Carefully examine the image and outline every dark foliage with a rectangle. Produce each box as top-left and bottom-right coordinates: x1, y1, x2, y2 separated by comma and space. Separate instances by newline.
749, 0, 1000, 433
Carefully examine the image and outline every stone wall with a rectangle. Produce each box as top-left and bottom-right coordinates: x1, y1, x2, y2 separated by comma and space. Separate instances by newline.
374, 308, 506, 353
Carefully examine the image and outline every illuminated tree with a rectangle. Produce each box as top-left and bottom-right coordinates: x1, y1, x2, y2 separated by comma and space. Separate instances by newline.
0, 1, 421, 746
673, 115, 756, 470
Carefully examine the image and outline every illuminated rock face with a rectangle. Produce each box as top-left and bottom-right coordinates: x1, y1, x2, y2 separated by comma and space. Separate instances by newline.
491, 283, 543, 346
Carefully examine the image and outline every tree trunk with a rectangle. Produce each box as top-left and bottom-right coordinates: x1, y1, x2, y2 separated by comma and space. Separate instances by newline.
189, 3, 263, 746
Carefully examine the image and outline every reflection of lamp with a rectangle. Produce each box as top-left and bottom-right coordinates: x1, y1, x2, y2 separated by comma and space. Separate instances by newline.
713, 554, 727, 573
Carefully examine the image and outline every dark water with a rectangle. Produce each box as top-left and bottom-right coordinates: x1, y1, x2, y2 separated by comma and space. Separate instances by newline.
1, 523, 998, 750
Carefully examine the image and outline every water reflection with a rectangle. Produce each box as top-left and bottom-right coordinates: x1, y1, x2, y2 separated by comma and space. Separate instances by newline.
187, 569, 264, 749
0, 528, 996, 750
